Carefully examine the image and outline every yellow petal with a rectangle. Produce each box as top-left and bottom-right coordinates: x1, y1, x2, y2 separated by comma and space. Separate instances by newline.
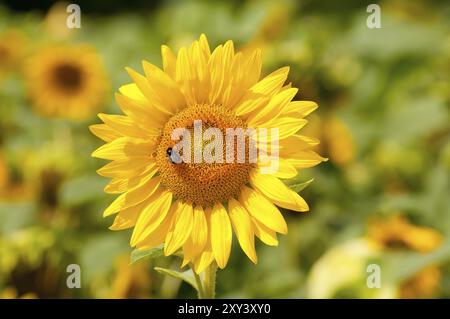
193, 208, 215, 274
115, 93, 167, 130
207, 45, 225, 105
109, 199, 148, 231
250, 171, 309, 212
176, 47, 197, 105
193, 249, 214, 274
263, 158, 298, 179
125, 67, 173, 116
109, 211, 137, 230
130, 189, 172, 246
142, 60, 186, 113
92, 136, 153, 160
97, 158, 154, 178
182, 205, 208, 263
263, 117, 308, 140
279, 134, 317, 157
282, 100, 318, 118
252, 217, 278, 246
103, 175, 161, 217
287, 150, 327, 168
198, 34, 211, 58
248, 88, 298, 127
136, 208, 174, 250
228, 198, 257, 264
161, 45, 177, 79
98, 113, 156, 139
103, 165, 157, 194
242, 48, 262, 89
249, 66, 289, 96
234, 94, 270, 117
164, 201, 194, 256
210, 202, 232, 269
89, 124, 121, 142
239, 186, 288, 234
208, 41, 235, 106
118, 83, 146, 102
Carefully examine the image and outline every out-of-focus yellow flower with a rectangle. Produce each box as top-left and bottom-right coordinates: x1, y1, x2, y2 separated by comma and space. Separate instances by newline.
0, 227, 55, 279
307, 215, 443, 299
44, 2, 78, 39
25, 44, 108, 120
306, 239, 385, 298
301, 114, 356, 167
109, 255, 152, 298
368, 215, 443, 298
0, 151, 31, 201
0, 287, 37, 299
0, 30, 26, 68
255, 1, 291, 43
241, 1, 293, 58
368, 215, 443, 253
400, 266, 442, 299
24, 142, 76, 212
0, 29, 27, 76
323, 117, 356, 166
0, 152, 8, 191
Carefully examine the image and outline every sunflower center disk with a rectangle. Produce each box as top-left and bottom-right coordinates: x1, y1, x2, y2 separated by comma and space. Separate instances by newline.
156, 105, 255, 207
52, 63, 82, 92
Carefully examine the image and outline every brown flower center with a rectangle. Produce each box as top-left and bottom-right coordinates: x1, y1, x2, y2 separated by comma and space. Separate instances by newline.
155, 105, 255, 207
52, 63, 82, 92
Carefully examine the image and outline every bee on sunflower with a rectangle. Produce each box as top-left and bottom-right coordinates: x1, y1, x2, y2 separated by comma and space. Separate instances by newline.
25, 44, 108, 120
91, 34, 325, 297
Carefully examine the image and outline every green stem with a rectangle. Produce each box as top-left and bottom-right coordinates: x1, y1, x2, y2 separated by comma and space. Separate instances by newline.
192, 266, 205, 298
202, 262, 217, 299
189, 262, 217, 299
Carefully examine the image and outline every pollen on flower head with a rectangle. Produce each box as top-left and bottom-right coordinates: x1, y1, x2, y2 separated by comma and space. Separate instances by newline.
155, 104, 255, 207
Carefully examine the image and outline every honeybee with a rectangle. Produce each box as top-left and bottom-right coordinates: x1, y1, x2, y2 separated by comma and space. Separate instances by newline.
166, 147, 183, 164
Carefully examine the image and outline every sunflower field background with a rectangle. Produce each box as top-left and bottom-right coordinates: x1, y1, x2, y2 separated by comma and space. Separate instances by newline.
0, 0, 449, 299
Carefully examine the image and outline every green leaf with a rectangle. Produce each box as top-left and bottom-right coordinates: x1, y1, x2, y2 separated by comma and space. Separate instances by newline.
288, 178, 314, 193
0, 202, 36, 235
154, 267, 198, 290
80, 234, 129, 281
130, 245, 164, 264
59, 175, 107, 207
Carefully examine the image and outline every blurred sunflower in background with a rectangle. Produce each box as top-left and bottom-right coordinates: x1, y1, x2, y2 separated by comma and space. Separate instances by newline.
108, 255, 152, 299
307, 214, 443, 299
0, 287, 36, 299
44, 2, 78, 40
91, 34, 325, 273
368, 215, 443, 298
0, 29, 27, 78
0, 152, 9, 193
302, 114, 356, 167
25, 44, 108, 120
0, 150, 31, 201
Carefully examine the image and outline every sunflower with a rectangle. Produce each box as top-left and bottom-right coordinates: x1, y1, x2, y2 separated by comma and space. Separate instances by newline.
91, 35, 325, 273
25, 44, 108, 119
